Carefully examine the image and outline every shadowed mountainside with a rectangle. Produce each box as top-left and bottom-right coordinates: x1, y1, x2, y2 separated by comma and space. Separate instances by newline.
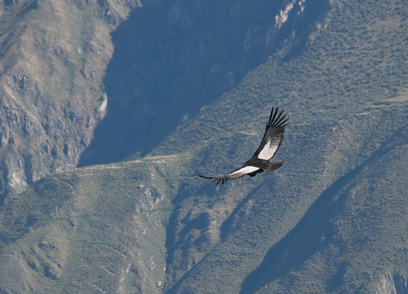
79, 0, 330, 166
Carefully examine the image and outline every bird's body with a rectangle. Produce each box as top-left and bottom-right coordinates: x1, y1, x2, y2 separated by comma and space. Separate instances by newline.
198, 107, 288, 185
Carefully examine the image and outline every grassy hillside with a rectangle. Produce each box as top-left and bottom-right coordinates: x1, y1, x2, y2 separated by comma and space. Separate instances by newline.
0, 0, 408, 293
0, 155, 190, 293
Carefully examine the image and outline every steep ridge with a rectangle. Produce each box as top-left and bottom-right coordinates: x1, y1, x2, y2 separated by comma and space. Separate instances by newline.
0, 0, 139, 199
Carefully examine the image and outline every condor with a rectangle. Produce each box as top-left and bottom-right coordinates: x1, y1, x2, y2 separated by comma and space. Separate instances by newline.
198, 107, 288, 185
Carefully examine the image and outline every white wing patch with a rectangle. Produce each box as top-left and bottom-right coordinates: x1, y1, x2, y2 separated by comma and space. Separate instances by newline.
229, 166, 260, 177
257, 136, 282, 160
198, 165, 261, 185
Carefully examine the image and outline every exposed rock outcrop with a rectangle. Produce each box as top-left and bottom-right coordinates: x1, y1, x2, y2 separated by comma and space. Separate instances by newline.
0, 0, 139, 199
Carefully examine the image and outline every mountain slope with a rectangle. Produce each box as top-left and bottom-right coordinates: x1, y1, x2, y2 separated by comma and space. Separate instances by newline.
0, 0, 408, 293
243, 123, 408, 294
162, 107, 408, 293
155, 0, 408, 292
0, 155, 189, 293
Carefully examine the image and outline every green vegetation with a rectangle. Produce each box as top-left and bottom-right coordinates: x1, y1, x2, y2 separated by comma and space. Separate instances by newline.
0, 157, 188, 293
1, 0, 408, 293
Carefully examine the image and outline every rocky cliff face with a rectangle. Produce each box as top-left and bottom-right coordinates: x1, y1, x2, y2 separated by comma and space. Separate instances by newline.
377, 273, 408, 294
0, 0, 139, 198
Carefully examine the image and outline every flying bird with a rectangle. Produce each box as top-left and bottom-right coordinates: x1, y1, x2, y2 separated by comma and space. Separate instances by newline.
198, 107, 288, 185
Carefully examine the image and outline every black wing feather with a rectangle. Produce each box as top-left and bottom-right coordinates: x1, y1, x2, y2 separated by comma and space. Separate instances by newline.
252, 107, 289, 160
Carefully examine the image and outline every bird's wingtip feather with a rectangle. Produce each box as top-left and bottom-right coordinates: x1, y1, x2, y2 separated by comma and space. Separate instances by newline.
198, 174, 215, 180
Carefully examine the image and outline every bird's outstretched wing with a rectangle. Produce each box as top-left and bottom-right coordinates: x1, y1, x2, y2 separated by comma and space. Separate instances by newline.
198, 165, 260, 185
252, 107, 289, 160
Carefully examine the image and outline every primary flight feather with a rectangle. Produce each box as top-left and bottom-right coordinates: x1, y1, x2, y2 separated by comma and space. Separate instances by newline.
198, 107, 288, 185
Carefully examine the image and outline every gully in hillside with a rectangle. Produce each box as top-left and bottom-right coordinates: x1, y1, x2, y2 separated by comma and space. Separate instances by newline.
199, 107, 289, 185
